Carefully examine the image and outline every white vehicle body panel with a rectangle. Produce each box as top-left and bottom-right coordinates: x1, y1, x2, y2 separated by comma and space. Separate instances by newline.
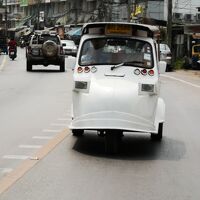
69, 26, 165, 134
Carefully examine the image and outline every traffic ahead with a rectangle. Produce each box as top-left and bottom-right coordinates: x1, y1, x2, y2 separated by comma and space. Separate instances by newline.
0, 37, 200, 199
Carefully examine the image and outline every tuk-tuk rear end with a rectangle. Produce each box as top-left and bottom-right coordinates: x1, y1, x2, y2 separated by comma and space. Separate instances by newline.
69, 22, 166, 153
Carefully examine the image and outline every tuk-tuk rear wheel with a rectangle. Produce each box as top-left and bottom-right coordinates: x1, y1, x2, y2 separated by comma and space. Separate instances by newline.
26, 60, 32, 71
151, 123, 163, 141
104, 130, 122, 154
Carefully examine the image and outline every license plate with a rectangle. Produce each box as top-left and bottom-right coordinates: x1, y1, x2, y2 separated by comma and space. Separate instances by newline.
32, 49, 39, 55
10, 52, 14, 55
65, 50, 71, 54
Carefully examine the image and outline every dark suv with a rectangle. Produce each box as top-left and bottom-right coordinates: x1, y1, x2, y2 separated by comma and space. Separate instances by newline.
26, 31, 65, 72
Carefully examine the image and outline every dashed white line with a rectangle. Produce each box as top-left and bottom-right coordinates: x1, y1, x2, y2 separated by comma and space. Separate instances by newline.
18, 145, 42, 149
3, 155, 29, 160
161, 74, 200, 89
32, 136, 54, 140
0, 168, 13, 174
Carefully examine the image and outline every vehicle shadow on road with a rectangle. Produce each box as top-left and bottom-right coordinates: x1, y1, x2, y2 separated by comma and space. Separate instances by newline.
72, 132, 186, 161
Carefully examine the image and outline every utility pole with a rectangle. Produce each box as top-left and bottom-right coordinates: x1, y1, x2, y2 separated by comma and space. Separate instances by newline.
108, 0, 112, 21
5, 0, 8, 38
74, 0, 78, 25
127, 0, 131, 22
37, 1, 40, 30
143, 0, 148, 19
167, 0, 172, 49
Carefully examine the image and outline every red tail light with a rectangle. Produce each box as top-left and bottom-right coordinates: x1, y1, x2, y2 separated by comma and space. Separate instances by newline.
28, 46, 31, 54
60, 47, 64, 55
167, 53, 172, 57
148, 69, 154, 76
141, 69, 147, 75
84, 66, 90, 73
77, 67, 83, 73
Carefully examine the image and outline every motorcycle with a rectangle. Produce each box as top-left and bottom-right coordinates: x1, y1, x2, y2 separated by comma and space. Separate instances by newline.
19, 39, 26, 48
9, 47, 17, 60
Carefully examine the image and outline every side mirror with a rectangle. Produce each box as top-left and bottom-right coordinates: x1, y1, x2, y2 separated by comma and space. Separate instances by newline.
72, 52, 77, 57
70, 58, 76, 71
158, 61, 167, 74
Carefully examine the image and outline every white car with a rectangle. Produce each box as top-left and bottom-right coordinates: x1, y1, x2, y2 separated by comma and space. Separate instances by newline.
69, 22, 166, 153
61, 40, 77, 56
159, 43, 172, 71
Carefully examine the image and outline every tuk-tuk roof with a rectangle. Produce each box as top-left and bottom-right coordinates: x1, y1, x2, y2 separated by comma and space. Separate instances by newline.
82, 22, 160, 39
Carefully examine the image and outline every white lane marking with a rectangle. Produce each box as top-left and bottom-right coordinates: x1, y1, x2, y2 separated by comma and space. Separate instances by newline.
0, 56, 7, 72
57, 118, 71, 121
42, 129, 62, 133
0, 168, 13, 174
161, 74, 200, 89
32, 136, 54, 139
3, 155, 29, 160
51, 123, 67, 127
18, 145, 42, 149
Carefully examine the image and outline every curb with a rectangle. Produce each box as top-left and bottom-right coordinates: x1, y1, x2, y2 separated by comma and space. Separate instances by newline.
175, 69, 200, 77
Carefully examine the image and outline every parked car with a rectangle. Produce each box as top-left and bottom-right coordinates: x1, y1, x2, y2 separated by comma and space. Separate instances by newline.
159, 43, 172, 71
26, 31, 65, 72
61, 40, 77, 56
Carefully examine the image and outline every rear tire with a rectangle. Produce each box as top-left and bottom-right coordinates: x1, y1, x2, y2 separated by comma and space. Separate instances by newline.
104, 130, 122, 154
151, 123, 163, 141
27, 60, 32, 71
60, 60, 65, 72
72, 129, 84, 136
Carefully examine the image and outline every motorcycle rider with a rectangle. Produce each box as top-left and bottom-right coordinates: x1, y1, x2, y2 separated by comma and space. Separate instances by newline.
19, 36, 25, 48
8, 37, 17, 59
8, 37, 17, 53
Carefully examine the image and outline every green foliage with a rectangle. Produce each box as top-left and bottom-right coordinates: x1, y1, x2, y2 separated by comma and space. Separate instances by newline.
174, 58, 185, 70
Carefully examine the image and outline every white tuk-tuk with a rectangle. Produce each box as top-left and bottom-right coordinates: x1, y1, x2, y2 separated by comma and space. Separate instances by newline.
69, 22, 166, 153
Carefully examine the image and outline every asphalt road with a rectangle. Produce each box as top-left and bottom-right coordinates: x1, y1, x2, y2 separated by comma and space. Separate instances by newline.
0, 48, 73, 179
0, 48, 200, 199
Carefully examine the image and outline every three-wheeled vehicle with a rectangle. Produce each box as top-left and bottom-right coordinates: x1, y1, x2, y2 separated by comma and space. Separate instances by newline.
69, 22, 166, 153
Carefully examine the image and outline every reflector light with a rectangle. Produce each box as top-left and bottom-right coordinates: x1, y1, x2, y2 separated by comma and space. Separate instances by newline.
84, 66, 90, 73
28, 46, 31, 54
77, 67, 83, 73
91, 66, 97, 73
148, 69, 154, 76
141, 69, 147, 75
134, 68, 140, 75
60, 47, 64, 55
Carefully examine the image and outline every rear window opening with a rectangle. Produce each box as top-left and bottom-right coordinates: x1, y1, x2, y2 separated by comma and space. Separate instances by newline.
79, 38, 154, 68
